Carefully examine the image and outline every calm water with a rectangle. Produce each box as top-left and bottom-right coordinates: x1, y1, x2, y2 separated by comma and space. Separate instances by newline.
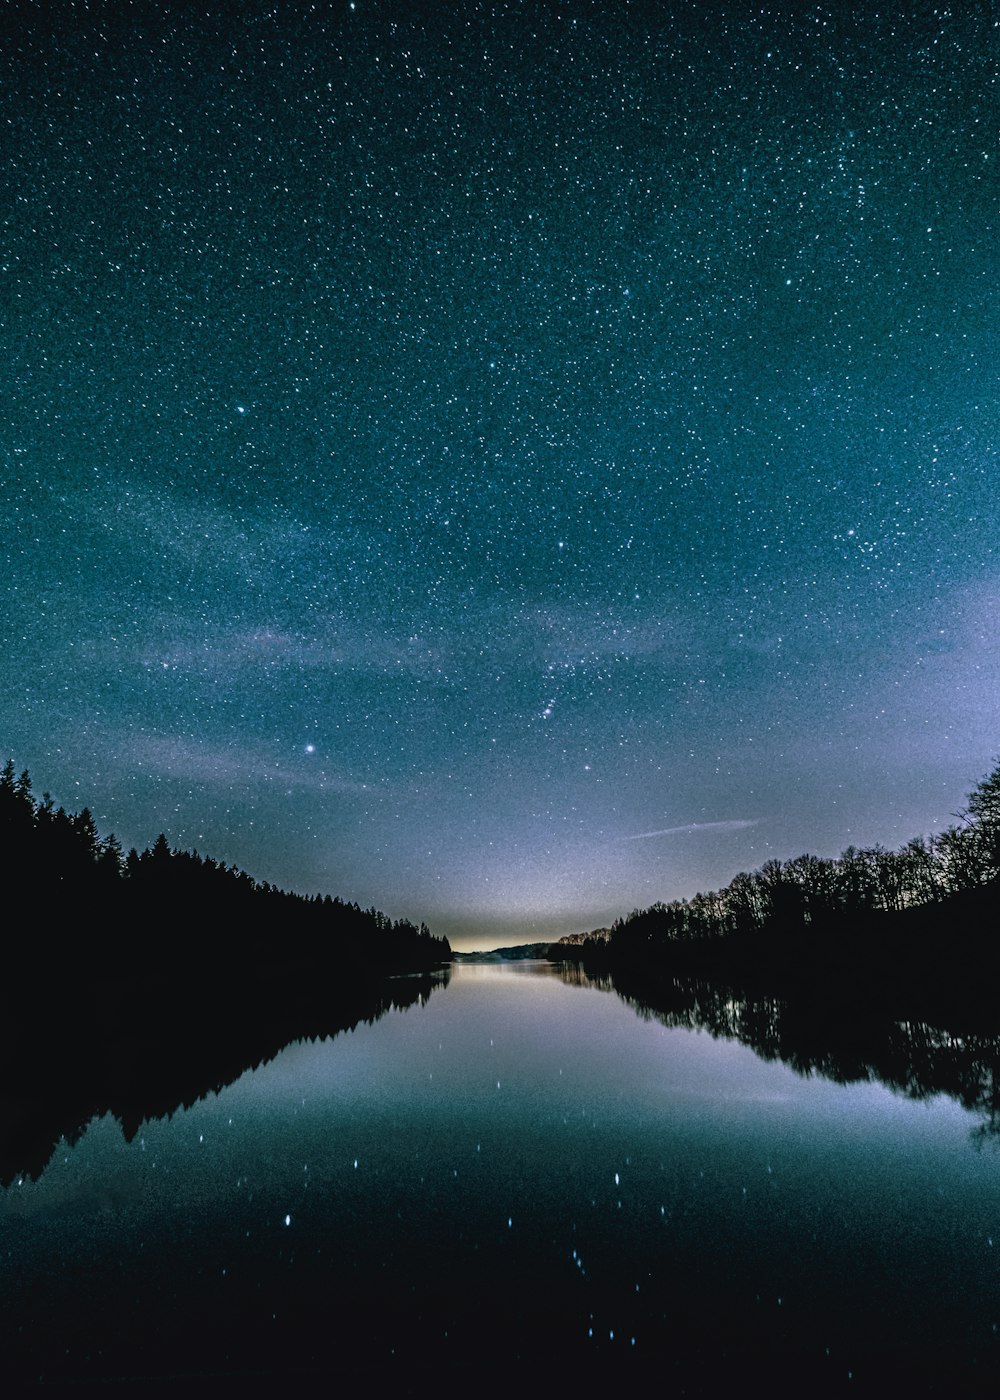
3, 962, 999, 1393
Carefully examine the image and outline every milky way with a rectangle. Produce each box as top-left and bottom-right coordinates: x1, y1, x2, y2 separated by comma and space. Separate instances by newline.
3, 2, 997, 947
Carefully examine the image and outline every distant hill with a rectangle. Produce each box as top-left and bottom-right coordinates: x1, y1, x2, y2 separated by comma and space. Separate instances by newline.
453, 929, 613, 962
452, 942, 555, 963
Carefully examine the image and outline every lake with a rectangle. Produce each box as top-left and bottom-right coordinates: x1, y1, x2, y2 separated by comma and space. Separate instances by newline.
3, 960, 999, 1393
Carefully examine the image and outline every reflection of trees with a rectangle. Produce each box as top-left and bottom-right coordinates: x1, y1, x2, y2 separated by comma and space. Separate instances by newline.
0, 968, 451, 1186
557, 964, 1000, 1142
0, 757, 455, 1186
555, 764, 1000, 1146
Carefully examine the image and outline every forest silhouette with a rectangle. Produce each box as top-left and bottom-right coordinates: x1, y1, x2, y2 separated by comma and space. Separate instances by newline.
0, 759, 451, 1182
0, 759, 450, 980
4, 755, 999, 1182
555, 758, 1000, 1021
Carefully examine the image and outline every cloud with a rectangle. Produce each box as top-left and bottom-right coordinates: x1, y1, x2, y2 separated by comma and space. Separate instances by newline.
621, 819, 760, 841
143, 624, 446, 677
122, 733, 373, 794
525, 602, 698, 667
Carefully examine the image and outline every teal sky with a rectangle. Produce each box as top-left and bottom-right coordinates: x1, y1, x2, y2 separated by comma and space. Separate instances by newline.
3, 1, 997, 951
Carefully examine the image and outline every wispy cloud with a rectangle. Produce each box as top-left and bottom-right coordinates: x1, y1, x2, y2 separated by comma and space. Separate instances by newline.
142, 624, 446, 677
621, 819, 760, 841
525, 602, 697, 667
123, 733, 374, 794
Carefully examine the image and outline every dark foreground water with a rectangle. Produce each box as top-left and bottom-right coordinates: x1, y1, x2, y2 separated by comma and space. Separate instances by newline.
3, 962, 999, 1394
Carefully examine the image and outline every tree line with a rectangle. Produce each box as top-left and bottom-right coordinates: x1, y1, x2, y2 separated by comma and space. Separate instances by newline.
0, 760, 452, 1185
565, 758, 1000, 988
0, 760, 451, 981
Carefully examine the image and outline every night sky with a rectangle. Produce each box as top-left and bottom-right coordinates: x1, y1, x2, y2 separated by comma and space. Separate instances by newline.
3, 1, 997, 950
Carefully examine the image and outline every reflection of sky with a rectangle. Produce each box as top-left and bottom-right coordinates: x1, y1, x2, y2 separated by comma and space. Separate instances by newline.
2, 7, 998, 949
3, 966, 996, 1385
5, 965, 986, 1216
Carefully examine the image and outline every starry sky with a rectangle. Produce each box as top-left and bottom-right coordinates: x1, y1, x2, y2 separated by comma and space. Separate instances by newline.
3, 1, 997, 950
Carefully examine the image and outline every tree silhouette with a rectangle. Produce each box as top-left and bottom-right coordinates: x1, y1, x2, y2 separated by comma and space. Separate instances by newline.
0, 758, 451, 988
965, 758, 1000, 876
571, 757, 1000, 987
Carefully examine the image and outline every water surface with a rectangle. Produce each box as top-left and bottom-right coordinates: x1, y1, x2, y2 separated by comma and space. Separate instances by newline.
3, 962, 998, 1392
